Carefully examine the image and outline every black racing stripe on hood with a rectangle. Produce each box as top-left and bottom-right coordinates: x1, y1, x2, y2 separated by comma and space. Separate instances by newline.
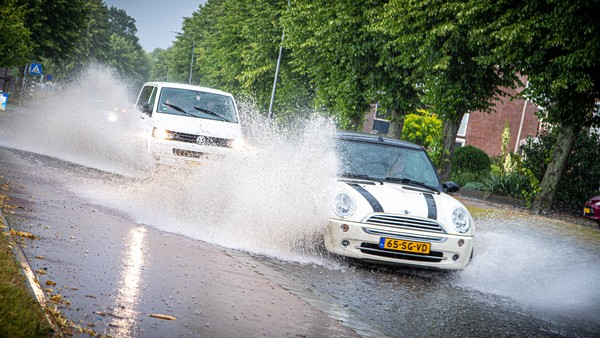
347, 183, 384, 213
423, 193, 437, 219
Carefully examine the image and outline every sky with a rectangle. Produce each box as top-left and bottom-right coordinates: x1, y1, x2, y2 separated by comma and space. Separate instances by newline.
103, 0, 207, 52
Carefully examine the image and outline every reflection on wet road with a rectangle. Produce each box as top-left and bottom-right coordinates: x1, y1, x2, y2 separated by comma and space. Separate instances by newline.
111, 226, 147, 337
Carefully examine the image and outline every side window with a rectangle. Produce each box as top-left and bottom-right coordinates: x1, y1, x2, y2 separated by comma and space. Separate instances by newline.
137, 86, 157, 116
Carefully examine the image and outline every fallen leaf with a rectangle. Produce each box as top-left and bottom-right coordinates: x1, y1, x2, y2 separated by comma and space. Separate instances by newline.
149, 313, 177, 321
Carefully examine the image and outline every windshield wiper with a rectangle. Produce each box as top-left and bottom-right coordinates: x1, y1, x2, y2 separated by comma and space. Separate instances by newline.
193, 106, 228, 122
164, 103, 195, 117
339, 172, 383, 184
384, 177, 438, 192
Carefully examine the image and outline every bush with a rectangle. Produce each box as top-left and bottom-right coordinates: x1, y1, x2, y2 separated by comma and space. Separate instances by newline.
481, 172, 536, 201
453, 145, 491, 173
450, 171, 484, 187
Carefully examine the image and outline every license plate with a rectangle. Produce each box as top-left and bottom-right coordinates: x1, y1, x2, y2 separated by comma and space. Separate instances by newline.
379, 238, 430, 254
584, 207, 592, 214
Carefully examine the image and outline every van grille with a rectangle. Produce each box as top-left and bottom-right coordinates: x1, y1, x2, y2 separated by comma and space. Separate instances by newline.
165, 130, 233, 148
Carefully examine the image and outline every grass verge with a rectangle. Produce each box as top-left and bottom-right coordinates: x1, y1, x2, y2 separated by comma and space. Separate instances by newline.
0, 218, 54, 338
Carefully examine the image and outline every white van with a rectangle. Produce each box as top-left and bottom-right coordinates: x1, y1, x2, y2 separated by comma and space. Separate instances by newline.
134, 82, 244, 165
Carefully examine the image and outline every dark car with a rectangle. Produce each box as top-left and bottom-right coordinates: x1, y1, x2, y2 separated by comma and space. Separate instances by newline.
583, 195, 600, 226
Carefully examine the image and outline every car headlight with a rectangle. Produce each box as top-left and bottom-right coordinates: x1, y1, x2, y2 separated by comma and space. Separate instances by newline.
332, 193, 355, 218
152, 128, 171, 139
451, 207, 471, 233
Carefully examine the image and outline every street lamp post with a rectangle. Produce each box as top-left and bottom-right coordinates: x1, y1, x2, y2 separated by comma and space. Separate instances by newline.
188, 40, 195, 85
171, 30, 194, 85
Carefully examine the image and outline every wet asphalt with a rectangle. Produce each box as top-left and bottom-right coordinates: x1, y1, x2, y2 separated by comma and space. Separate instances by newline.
0, 147, 358, 337
2, 145, 600, 337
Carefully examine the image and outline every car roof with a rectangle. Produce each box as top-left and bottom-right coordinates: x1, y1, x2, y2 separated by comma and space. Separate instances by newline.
143, 82, 234, 97
336, 131, 424, 151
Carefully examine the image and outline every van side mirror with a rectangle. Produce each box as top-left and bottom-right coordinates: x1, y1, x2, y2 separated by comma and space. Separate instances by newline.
141, 103, 152, 116
443, 181, 461, 193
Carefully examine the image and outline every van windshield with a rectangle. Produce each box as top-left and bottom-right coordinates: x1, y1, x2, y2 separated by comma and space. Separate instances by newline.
157, 88, 238, 123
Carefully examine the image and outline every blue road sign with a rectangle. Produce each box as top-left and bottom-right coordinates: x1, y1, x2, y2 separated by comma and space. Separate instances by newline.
29, 63, 43, 75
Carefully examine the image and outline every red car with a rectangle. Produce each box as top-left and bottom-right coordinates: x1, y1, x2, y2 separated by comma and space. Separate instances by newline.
583, 195, 600, 226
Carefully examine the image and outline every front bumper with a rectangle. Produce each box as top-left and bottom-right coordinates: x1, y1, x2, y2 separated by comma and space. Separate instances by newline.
583, 204, 599, 221
149, 138, 232, 165
324, 218, 474, 270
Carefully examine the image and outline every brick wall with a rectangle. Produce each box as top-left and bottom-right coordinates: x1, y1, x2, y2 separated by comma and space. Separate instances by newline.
465, 86, 539, 156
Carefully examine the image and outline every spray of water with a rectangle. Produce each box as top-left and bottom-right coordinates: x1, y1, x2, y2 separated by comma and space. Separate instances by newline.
0, 64, 152, 175
4, 65, 599, 324
453, 213, 600, 324
74, 111, 340, 263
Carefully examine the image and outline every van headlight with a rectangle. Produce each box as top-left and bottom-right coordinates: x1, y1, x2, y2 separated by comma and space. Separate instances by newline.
451, 207, 471, 233
332, 193, 355, 218
152, 128, 171, 139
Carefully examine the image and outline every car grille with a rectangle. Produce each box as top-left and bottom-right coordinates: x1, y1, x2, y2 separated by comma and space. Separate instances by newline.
169, 131, 232, 148
365, 214, 446, 233
359, 243, 444, 262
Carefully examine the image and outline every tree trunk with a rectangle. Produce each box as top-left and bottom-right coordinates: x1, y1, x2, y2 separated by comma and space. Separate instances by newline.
387, 108, 405, 139
532, 123, 578, 213
439, 114, 463, 181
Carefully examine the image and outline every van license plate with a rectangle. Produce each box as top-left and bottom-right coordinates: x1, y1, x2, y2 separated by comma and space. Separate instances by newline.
379, 238, 430, 254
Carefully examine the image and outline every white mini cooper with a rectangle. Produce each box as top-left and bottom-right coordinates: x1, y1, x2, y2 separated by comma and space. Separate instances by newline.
324, 132, 474, 270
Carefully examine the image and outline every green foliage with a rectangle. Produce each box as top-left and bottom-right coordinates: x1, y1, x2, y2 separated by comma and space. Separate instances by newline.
0, 0, 32, 67
453, 146, 491, 174
42, 0, 149, 86
451, 171, 485, 188
0, 233, 53, 337
283, 0, 383, 129
522, 130, 600, 207
449, 145, 491, 187
372, 0, 518, 180
481, 172, 537, 202
401, 110, 442, 149
21, 0, 88, 63
149, 48, 169, 82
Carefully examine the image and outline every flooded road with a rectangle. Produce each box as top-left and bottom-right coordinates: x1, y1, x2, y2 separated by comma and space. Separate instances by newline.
1, 67, 599, 336
2, 146, 599, 337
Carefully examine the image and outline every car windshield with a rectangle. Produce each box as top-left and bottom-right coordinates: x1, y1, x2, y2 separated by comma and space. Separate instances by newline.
157, 88, 238, 123
336, 138, 442, 190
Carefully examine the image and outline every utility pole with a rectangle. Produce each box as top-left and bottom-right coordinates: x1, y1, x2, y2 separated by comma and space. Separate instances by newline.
267, 0, 291, 124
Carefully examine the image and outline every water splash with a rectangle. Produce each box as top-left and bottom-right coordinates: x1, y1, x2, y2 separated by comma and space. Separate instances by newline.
0, 64, 151, 176
454, 213, 600, 324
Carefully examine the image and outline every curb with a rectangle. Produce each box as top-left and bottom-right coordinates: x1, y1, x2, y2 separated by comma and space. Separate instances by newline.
0, 208, 58, 333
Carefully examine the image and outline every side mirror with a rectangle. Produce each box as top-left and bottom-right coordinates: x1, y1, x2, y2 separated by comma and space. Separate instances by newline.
141, 103, 152, 116
443, 181, 461, 193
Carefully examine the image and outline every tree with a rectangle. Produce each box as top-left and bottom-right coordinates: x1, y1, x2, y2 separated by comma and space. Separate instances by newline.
149, 48, 169, 82
108, 6, 139, 46
0, 0, 32, 67
283, 0, 381, 130
170, 0, 313, 120
107, 33, 149, 88
20, 0, 88, 63
482, 0, 600, 212
374, 0, 517, 180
